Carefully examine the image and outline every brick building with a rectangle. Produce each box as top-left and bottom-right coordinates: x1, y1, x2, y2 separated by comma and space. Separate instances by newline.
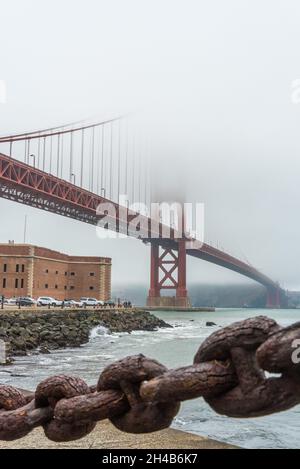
0, 243, 111, 301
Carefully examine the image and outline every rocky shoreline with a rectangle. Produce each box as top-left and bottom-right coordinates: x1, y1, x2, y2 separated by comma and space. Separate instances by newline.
0, 309, 171, 362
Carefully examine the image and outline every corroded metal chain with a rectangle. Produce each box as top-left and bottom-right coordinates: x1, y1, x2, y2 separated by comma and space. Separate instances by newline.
1, 316, 300, 442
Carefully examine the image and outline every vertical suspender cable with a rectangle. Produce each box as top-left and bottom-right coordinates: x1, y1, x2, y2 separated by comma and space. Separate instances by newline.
117, 120, 121, 203
57, 134, 60, 177
96, 127, 100, 194
42, 137, 46, 172
109, 122, 113, 200
132, 136, 135, 204
70, 131, 73, 182
88, 130, 91, 190
80, 129, 84, 187
138, 142, 142, 208
9, 141, 12, 157
97, 125, 102, 194
144, 144, 148, 209
38, 137, 41, 169
60, 134, 64, 179
27, 139, 31, 164
49, 136, 53, 174
101, 125, 105, 196
146, 138, 151, 208
97, 125, 103, 195
149, 151, 152, 206
124, 120, 128, 198
91, 126, 95, 192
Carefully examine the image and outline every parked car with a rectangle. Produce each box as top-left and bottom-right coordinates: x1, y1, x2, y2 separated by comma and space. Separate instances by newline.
37, 297, 62, 307
26, 297, 37, 304
16, 297, 35, 307
4, 298, 17, 305
80, 297, 99, 307
63, 299, 82, 307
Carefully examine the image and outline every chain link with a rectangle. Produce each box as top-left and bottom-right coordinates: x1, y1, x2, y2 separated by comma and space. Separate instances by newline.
1, 315, 300, 442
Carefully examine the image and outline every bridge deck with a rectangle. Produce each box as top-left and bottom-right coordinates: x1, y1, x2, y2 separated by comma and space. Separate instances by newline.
0, 152, 279, 291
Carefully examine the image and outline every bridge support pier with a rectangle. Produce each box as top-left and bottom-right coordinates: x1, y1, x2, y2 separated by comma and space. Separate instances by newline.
266, 287, 281, 308
147, 241, 191, 308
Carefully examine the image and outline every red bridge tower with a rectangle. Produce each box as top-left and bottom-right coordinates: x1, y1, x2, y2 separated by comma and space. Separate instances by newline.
147, 240, 191, 308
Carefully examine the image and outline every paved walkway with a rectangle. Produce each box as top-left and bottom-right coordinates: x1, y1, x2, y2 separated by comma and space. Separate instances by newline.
0, 420, 237, 449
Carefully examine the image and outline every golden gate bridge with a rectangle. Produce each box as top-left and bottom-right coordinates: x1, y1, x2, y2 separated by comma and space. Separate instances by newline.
0, 116, 285, 308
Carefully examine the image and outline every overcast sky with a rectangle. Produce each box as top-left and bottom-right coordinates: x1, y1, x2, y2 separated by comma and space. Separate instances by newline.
1, 0, 300, 291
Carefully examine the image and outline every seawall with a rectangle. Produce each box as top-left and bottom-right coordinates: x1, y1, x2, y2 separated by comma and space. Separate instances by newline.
0, 420, 237, 449
142, 306, 215, 312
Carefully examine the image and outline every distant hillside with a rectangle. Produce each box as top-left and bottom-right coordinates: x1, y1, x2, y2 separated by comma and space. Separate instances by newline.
188, 284, 266, 308
112, 283, 267, 308
287, 291, 300, 308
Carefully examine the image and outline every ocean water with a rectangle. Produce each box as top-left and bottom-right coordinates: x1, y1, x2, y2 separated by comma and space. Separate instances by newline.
1, 308, 300, 449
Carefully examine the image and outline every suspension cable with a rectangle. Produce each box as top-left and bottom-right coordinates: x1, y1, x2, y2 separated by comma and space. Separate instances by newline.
0, 116, 124, 143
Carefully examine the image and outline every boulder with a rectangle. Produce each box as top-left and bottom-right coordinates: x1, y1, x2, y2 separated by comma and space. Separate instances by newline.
206, 321, 217, 327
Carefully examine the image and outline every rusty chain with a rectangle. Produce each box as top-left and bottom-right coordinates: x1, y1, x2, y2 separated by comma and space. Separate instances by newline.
0, 315, 300, 442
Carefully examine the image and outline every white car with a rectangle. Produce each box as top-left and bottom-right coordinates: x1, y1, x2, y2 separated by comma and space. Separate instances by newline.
4, 298, 17, 305
37, 297, 62, 307
80, 297, 100, 307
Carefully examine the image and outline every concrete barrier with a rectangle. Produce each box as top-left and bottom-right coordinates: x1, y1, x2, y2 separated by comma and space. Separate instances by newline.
0, 420, 237, 449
